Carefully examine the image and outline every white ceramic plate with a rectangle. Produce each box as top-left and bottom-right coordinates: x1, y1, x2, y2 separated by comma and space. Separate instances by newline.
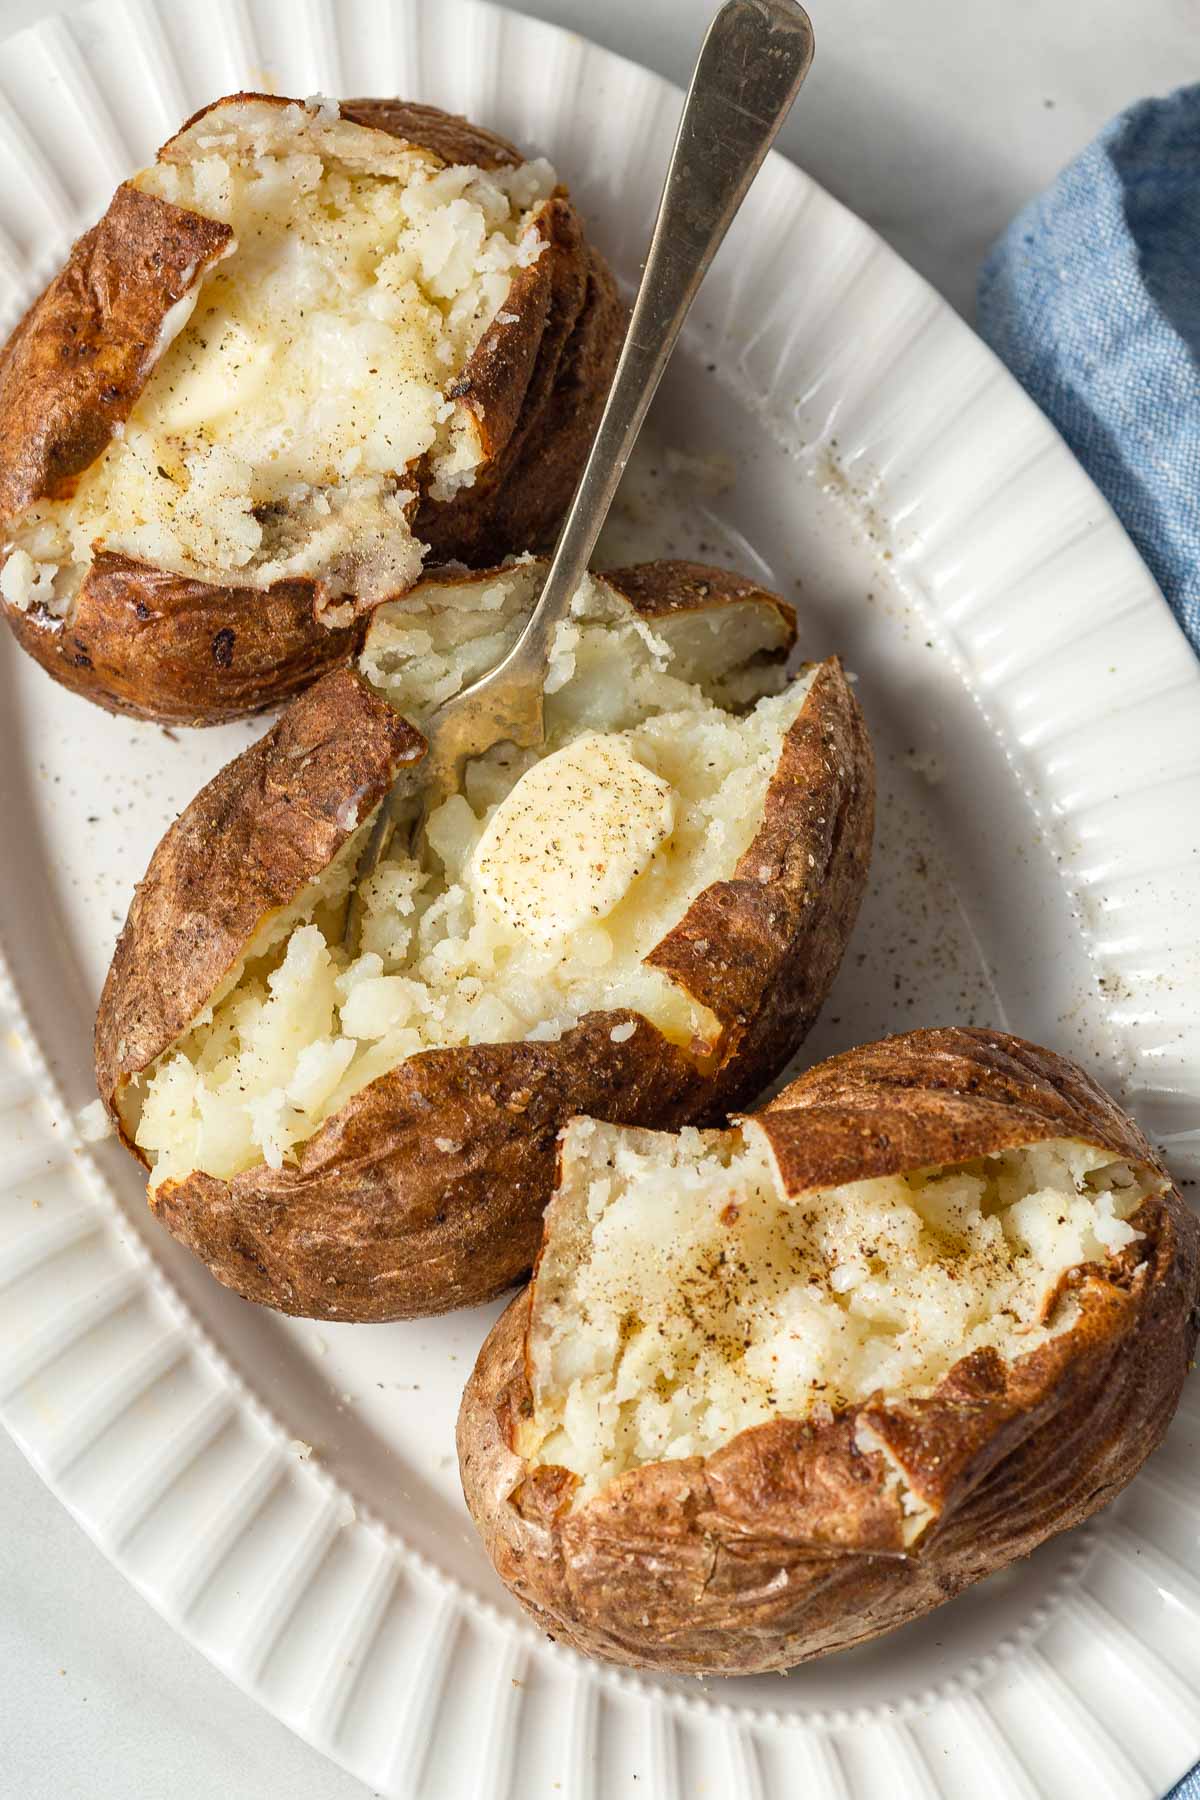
1, 2, 1198, 1795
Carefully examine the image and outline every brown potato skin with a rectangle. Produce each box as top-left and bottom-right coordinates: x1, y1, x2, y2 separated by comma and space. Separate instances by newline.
415, 204, 623, 570
5, 555, 365, 724
456, 1027, 1200, 1674
0, 184, 233, 522
0, 94, 621, 725
94, 666, 425, 1094
94, 563, 873, 1322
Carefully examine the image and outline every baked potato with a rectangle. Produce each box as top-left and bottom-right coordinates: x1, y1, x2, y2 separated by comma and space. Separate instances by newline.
0, 93, 620, 723
457, 1026, 1200, 1674
93, 557, 873, 1321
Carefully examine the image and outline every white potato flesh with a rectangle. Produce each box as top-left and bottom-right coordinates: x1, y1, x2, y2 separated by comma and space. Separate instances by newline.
523, 1118, 1155, 1503
129, 571, 809, 1188
6, 98, 555, 616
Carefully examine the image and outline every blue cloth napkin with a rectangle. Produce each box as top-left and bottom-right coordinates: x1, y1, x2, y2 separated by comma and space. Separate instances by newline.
1170, 1755, 1200, 1795
978, 84, 1200, 657
979, 88, 1200, 1800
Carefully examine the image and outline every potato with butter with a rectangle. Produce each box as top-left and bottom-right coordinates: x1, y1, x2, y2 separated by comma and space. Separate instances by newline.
94, 558, 874, 1321
0, 93, 620, 723
458, 1027, 1200, 1674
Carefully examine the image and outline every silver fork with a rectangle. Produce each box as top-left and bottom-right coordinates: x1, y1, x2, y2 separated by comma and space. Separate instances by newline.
343, 0, 814, 946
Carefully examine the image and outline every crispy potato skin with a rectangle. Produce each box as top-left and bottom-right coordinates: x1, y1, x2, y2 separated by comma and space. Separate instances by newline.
456, 1027, 1200, 1674
95, 666, 425, 1100
150, 1024, 706, 1321
5, 555, 365, 725
94, 563, 873, 1321
0, 185, 233, 521
416, 204, 622, 569
0, 94, 620, 724
646, 635, 873, 1117
602, 558, 797, 638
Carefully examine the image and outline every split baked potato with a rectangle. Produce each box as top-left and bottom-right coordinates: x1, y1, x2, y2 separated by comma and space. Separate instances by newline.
458, 1026, 1200, 1674
94, 558, 875, 1320
0, 94, 620, 723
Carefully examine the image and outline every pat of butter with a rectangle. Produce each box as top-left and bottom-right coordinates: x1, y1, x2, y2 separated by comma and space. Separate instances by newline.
148, 316, 276, 436
471, 733, 674, 946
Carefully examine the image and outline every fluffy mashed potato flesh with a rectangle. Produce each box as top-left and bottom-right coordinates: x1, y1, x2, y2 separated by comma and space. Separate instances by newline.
524, 1118, 1155, 1502
129, 573, 806, 1188
2, 97, 554, 619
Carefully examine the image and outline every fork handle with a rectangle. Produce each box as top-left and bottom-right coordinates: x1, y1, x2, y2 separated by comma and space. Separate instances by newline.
512, 0, 814, 667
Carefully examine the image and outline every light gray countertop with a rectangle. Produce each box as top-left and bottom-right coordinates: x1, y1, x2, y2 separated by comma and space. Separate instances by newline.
0, 1, 1190, 1795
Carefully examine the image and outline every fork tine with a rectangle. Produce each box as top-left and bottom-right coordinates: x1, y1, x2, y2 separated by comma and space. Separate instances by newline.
340, 789, 400, 950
